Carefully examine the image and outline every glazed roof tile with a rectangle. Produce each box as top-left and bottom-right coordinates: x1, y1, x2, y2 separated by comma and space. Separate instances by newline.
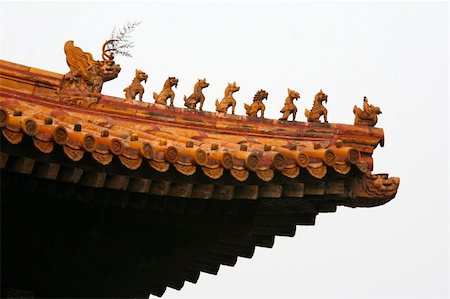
0, 59, 382, 183
0, 54, 400, 298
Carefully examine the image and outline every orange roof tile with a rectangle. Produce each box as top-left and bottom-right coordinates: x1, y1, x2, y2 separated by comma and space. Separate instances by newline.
0, 57, 400, 298
0, 59, 397, 206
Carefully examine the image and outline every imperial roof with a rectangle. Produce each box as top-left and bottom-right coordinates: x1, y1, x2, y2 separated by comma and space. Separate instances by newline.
0, 57, 399, 298
0, 60, 389, 201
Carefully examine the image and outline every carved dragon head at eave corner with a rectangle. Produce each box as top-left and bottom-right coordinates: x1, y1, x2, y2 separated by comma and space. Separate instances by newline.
345, 172, 400, 208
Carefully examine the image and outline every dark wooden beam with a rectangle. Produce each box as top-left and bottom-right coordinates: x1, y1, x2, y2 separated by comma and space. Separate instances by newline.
204, 252, 238, 267
282, 183, 304, 198
304, 182, 326, 195
129, 194, 149, 210
110, 192, 130, 208
0, 152, 8, 169
147, 197, 167, 211
250, 225, 296, 237
62, 184, 76, 200
211, 185, 234, 200
58, 167, 83, 183
248, 234, 275, 248
259, 184, 282, 198
257, 198, 317, 214
221, 199, 240, 215
295, 213, 317, 225
166, 278, 185, 291
21, 177, 39, 193
192, 260, 220, 275
34, 161, 60, 180
74, 187, 94, 203
44, 181, 58, 197
191, 184, 214, 199
316, 202, 338, 213
104, 174, 129, 190
184, 199, 205, 214
93, 189, 112, 206
234, 185, 259, 200
147, 284, 166, 297
168, 183, 193, 198
181, 268, 200, 284
325, 180, 345, 195
254, 214, 305, 226
127, 178, 152, 193
79, 172, 107, 188
217, 235, 256, 247
9, 157, 35, 174
150, 181, 171, 196
157, 264, 200, 284
166, 198, 187, 214
209, 243, 255, 259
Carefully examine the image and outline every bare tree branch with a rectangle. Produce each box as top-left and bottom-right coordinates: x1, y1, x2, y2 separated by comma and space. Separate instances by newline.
105, 21, 141, 59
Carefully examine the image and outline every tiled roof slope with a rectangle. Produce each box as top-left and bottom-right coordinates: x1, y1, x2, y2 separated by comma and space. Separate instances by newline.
0, 59, 399, 297
0, 60, 396, 206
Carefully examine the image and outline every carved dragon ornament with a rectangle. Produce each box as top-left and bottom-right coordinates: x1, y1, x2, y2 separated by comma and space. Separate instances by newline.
61, 40, 121, 95
346, 172, 400, 208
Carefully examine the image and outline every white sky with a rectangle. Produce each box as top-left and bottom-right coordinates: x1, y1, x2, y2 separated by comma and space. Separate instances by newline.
1, 1, 448, 298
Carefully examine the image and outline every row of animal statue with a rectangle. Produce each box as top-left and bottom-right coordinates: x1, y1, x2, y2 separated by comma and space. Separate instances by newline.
123, 69, 381, 126
61, 41, 381, 126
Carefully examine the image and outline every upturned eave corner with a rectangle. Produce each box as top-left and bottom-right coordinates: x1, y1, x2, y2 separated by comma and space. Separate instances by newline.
0, 54, 400, 194
0, 36, 402, 298
345, 172, 400, 208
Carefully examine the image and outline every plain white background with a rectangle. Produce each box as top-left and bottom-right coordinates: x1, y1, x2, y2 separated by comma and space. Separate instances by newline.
1, 1, 448, 298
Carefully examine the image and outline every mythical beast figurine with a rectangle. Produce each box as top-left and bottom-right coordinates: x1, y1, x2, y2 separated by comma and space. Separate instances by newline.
184, 78, 210, 111
153, 77, 179, 106
353, 96, 382, 127
305, 89, 328, 123
123, 69, 148, 102
215, 82, 240, 114
279, 88, 300, 121
244, 89, 269, 118
62, 40, 121, 93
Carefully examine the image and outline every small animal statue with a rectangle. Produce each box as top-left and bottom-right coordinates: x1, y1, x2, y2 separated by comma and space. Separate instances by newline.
279, 88, 301, 121
305, 89, 328, 123
184, 78, 210, 111
123, 69, 148, 101
244, 89, 269, 117
153, 77, 179, 106
353, 96, 382, 127
215, 82, 240, 114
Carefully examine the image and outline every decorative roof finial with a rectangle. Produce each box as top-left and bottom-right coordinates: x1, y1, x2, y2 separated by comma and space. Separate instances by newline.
62, 41, 121, 93
153, 77, 179, 107
244, 89, 269, 118
215, 82, 240, 114
279, 88, 300, 121
184, 78, 210, 111
353, 96, 382, 127
123, 69, 148, 102
61, 22, 140, 94
305, 89, 328, 123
